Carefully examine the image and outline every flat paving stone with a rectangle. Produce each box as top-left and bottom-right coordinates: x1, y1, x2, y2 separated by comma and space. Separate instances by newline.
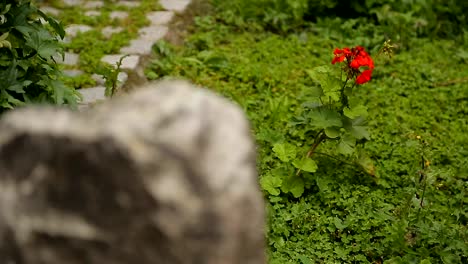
117, 1, 140, 7
147, 11, 174, 25
91, 72, 128, 86
84, 1, 104, 9
78, 86, 106, 104
102, 26, 124, 38
63, 0, 84, 6
109, 11, 129, 20
40, 6, 60, 16
138, 25, 168, 42
63, 69, 84, 77
84, 10, 101, 17
54, 52, 79, 66
101, 54, 140, 70
65, 24, 93, 38
159, 0, 191, 12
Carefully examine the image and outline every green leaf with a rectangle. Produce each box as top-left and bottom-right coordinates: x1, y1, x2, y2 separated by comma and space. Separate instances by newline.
356, 150, 377, 177
325, 126, 341, 138
282, 176, 304, 198
37, 9, 65, 39
333, 217, 349, 230
272, 142, 297, 162
308, 108, 342, 130
260, 175, 282, 196
337, 134, 356, 155
343, 104, 368, 119
306, 65, 341, 102
292, 158, 318, 173
344, 117, 370, 140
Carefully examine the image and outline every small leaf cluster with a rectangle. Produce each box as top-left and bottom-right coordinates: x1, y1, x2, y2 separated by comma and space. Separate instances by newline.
0, 0, 79, 111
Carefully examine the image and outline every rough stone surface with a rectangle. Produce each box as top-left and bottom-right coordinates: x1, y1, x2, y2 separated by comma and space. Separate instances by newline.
147, 11, 175, 25
91, 72, 128, 87
120, 26, 168, 55
65, 24, 93, 38
0, 80, 265, 264
117, 1, 140, 7
110, 11, 129, 20
54, 52, 79, 66
160, 0, 192, 12
102, 26, 124, 38
84, 10, 101, 17
63, 69, 84, 77
101, 54, 140, 70
84, 1, 104, 9
78, 86, 106, 104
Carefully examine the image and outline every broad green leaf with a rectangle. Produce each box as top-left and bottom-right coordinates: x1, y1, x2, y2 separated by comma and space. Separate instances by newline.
298, 255, 314, 264
272, 142, 297, 162
282, 176, 305, 198
343, 104, 368, 119
344, 116, 370, 140
260, 175, 282, 196
325, 126, 341, 138
334, 217, 349, 230
356, 150, 377, 177
337, 134, 356, 155
37, 9, 65, 39
306, 65, 341, 102
292, 158, 318, 173
308, 108, 342, 130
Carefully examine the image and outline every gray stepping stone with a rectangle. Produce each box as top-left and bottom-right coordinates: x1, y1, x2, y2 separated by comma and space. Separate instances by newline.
54, 52, 79, 66
40, 6, 60, 16
102, 26, 124, 38
159, 0, 191, 12
147, 11, 174, 25
117, 1, 140, 7
65, 24, 93, 38
91, 72, 128, 86
78, 86, 106, 104
84, 1, 104, 9
109, 11, 129, 20
85, 10, 101, 17
120, 26, 168, 55
62, 0, 84, 6
63, 69, 84, 77
101, 55, 140, 70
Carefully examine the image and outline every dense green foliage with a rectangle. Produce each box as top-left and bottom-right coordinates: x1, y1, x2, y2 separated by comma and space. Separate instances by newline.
0, 0, 78, 111
146, 3, 468, 261
212, 0, 468, 42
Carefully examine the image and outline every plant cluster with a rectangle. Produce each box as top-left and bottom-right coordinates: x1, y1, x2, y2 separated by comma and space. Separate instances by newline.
0, 0, 79, 111
145, 13, 468, 263
212, 0, 468, 43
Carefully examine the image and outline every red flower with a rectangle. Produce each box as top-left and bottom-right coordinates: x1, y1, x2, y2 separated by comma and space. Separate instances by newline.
356, 69, 372, 84
331, 46, 374, 85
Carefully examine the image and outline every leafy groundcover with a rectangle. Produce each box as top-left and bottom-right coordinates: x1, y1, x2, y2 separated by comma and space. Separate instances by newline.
145, 3, 468, 263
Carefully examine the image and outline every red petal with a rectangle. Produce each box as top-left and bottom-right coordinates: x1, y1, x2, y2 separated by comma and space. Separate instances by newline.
356, 69, 373, 84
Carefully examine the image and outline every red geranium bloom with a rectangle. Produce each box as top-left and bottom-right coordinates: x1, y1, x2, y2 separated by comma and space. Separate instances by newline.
356, 69, 373, 84
331, 46, 374, 85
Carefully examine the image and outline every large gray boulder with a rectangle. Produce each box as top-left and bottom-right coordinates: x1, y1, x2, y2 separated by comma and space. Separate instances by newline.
0, 80, 265, 264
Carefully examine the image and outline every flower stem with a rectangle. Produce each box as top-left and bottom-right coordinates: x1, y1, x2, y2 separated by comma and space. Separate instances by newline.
295, 130, 327, 176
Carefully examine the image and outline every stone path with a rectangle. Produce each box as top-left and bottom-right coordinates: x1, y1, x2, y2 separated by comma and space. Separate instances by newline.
39, 0, 193, 109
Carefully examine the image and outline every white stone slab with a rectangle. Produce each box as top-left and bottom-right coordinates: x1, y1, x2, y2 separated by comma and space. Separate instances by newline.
54, 52, 79, 66
101, 54, 140, 70
147, 11, 174, 25
78, 86, 106, 104
159, 0, 191, 12
138, 25, 168, 42
117, 1, 140, 7
65, 24, 93, 38
110, 11, 129, 20
84, 1, 104, 9
102, 26, 124, 38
